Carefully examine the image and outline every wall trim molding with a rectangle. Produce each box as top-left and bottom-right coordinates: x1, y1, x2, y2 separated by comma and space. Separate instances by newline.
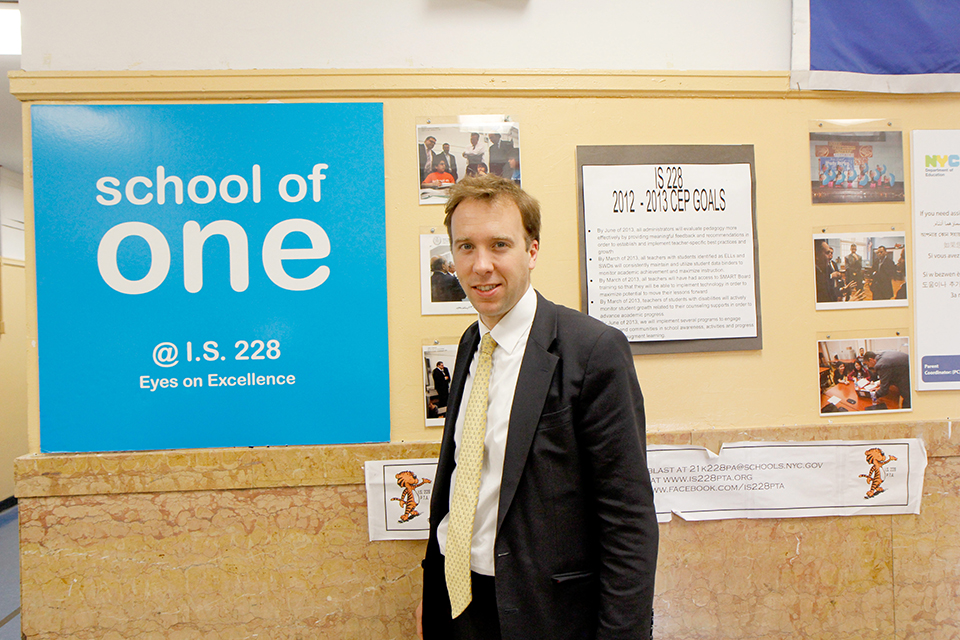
9, 69, 807, 101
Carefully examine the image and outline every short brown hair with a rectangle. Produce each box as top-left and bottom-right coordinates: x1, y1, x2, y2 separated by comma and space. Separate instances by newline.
443, 174, 541, 247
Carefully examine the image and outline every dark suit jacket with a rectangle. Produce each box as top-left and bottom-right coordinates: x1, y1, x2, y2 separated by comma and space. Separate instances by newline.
422, 292, 658, 640
844, 253, 863, 287
432, 366, 451, 405
872, 256, 895, 300
431, 270, 465, 302
488, 139, 515, 176
419, 144, 437, 182
439, 151, 459, 180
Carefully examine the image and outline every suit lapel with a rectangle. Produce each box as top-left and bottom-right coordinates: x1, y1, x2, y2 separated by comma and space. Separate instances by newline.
497, 293, 558, 533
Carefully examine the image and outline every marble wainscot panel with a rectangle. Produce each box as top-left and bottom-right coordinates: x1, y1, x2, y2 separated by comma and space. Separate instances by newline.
17, 443, 439, 640
15, 422, 959, 639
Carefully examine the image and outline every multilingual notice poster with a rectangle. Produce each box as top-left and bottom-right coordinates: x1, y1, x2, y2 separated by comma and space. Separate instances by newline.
578, 145, 760, 354
912, 130, 960, 390
32, 104, 388, 451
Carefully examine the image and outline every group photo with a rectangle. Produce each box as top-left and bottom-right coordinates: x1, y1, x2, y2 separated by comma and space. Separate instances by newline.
809, 130, 905, 203
416, 119, 521, 204
813, 233, 908, 309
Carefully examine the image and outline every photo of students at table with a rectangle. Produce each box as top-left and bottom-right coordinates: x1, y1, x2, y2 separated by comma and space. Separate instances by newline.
819, 339, 910, 414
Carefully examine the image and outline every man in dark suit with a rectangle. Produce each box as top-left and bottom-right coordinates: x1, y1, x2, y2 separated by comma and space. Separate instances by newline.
815, 240, 842, 303
486, 132, 514, 177
420, 136, 438, 183
432, 361, 451, 408
431, 256, 465, 302
439, 143, 459, 181
871, 246, 895, 300
843, 243, 863, 296
417, 175, 658, 640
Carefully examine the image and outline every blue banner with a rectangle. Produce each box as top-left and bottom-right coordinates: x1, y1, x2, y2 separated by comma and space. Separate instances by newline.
32, 104, 389, 452
793, 1, 960, 92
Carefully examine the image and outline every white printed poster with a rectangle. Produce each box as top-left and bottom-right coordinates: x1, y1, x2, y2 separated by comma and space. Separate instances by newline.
579, 146, 760, 353
649, 439, 926, 523
911, 130, 960, 389
364, 459, 438, 541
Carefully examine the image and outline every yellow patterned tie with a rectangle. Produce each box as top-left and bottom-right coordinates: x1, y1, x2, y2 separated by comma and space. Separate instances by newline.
445, 333, 497, 618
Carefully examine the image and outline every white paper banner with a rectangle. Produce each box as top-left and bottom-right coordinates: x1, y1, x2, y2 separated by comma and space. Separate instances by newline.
649, 439, 926, 523
364, 458, 438, 541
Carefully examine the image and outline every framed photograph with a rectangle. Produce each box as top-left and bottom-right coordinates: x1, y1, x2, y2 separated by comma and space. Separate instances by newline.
810, 130, 904, 204
420, 232, 473, 315
813, 232, 908, 309
423, 344, 458, 427
416, 117, 521, 205
818, 337, 911, 415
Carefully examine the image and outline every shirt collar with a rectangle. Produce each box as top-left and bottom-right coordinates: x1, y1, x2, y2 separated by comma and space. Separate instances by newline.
478, 285, 537, 356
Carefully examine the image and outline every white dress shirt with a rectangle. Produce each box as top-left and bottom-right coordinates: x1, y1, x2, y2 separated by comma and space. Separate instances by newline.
437, 285, 537, 575
463, 140, 488, 165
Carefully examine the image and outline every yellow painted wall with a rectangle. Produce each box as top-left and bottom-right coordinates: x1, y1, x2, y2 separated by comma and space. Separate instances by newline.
1, 259, 28, 498
9, 70, 960, 452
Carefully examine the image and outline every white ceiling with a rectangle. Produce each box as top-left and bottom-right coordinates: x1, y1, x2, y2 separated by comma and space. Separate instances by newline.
0, 53, 22, 175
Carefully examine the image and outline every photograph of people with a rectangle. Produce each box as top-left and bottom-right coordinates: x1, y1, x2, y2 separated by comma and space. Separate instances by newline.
423, 345, 458, 427
819, 337, 911, 414
420, 233, 474, 315
417, 120, 521, 204
809, 130, 904, 204
813, 233, 907, 309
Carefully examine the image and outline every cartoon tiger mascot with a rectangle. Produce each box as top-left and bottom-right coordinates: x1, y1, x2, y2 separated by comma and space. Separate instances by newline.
859, 447, 896, 499
391, 471, 432, 523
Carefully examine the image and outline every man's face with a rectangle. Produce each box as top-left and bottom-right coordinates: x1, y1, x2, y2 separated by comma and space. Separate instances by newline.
470, 133, 480, 145
489, 133, 501, 144
436, 362, 443, 369
442, 143, 450, 153
821, 242, 833, 260
425, 137, 436, 150
850, 245, 858, 254
450, 197, 538, 329
877, 247, 886, 259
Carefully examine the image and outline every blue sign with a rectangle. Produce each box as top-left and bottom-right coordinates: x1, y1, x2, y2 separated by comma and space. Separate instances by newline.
32, 104, 388, 452
921, 355, 960, 383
